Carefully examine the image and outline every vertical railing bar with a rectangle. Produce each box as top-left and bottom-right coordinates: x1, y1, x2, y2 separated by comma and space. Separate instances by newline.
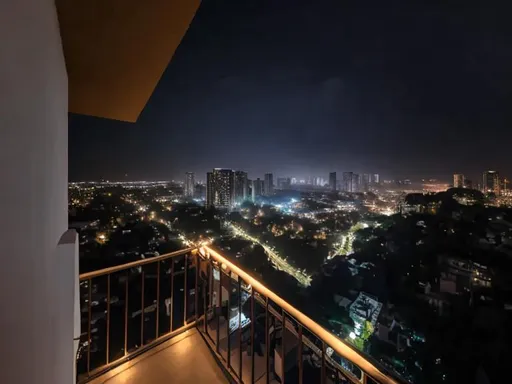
281, 308, 285, 384
140, 271, 145, 347
87, 278, 92, 374
156, 262, 160, 338
216, 268, 221, 353
183, 254, 188, 325
251, 289, 255, 384
195, 253, 199, 321
124, 272, 129, 356
238, 277, 243, 380
106, 274, 111, 364
170, 259, 174, 332
265, 296, 270, 384
298, 324, 303, 384
226, 272, 231, 369
362, 372, 368, 384
203, 262, 209, 334
321, 341, 326, 384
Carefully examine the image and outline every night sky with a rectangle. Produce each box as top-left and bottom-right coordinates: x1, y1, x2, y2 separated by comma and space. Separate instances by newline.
69, 0, 512, 182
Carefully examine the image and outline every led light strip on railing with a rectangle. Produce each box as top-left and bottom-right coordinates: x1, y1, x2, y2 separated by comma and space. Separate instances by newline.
200, 246, 400, 384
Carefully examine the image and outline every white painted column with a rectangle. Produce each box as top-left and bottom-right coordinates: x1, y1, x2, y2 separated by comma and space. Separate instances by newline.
0, 1, 70, 383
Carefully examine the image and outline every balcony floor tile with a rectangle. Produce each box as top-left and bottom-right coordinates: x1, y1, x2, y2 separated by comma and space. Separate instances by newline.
90, 328, 229, 383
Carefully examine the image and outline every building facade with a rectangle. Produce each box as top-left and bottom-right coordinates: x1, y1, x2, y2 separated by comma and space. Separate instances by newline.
264, 173, 274, 196
184, 172, 195, 197
206, 168, 235, 209
483, 171, 500, 195
361, 174, 371, 192
329, 172, 337, 191
234, 170, 248, 204
277, 177, 291, 190
343, 172, 359, 193
252, 178, 264, 201
453, 173, 464, 188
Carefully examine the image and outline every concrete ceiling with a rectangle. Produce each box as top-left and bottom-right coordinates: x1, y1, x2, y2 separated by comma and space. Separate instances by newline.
56, 0, 201, 122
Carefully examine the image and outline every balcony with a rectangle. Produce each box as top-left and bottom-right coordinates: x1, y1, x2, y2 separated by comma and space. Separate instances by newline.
77, 246, 402, 384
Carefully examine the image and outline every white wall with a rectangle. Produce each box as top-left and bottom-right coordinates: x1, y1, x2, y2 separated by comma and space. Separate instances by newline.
0, 0, 70, 383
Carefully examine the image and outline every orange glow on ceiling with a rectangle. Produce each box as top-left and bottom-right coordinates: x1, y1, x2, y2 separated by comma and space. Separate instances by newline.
56, 0, 201, 122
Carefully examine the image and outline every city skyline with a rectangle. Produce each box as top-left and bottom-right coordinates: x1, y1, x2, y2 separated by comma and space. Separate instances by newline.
69, 1, 512, 181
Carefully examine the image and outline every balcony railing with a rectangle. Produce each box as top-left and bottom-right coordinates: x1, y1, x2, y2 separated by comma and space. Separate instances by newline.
77, 246, 402, 384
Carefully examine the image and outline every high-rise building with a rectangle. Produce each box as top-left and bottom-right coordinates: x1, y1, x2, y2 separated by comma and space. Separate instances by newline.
206, 168, 235, 209
372, 174, 380, 184
342, 172, 352, 192
329, 172, 336, 191
277, 177, 291, 190
184, 172, 195, 197
342, 172, 359, 193
483, 171, 500, 195
264, 173, 274, 196
252, 178, 264, 201
361, 174, 371, 192
453, 173, 464, 188
234, 171, 248, 203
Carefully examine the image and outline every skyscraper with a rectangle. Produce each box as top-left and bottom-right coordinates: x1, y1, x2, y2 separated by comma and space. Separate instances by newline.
206, 168, 235, 209
361, 174, 371, 192
184, 172, 195, 197
453, 173, 464, 188
252, 178, 264, 201
373, 174, 380, 184
343, 172, 359, 193
234, 171, 248, 203
329, 172, 337, 191
277, 177, 291, 189
483, 171, 500, 195
264, 173, 274, 196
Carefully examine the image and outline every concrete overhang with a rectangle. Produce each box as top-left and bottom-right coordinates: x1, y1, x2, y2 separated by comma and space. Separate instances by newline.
56, 0, 201, 122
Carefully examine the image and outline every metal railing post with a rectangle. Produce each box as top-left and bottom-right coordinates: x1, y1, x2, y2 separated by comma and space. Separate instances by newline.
298, 324, 303, 384
156, 262, 160, 338
183, 254, 188, 324
251, 289, 255, 383
170, 259, 174, 332
87, 279, 92, 375
265, 297, 270, 384
140, 271, 145, 346
281, 309, 285, 384
124, 272, 129, 356
106, 274, 111, 364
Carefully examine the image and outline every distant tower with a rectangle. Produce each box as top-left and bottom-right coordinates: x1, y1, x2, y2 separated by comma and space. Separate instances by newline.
453, 173, 465, 188
206, 169, 235, 209
342, 172, 359, 192
277, 177, 291, 189
252, 178, 264, 201
329, 172, 337, 191
483, 171, 500, 195
234, 171, 248, 204
264, 173, 274, 196
342, 172, 353, 192
361, 174, 371, 192
373, 174, 380, 184
184, 172, 195, 197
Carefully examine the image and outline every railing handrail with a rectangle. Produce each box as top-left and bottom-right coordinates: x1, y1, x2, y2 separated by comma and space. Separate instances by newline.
201, 245, 400, 384
78, 244, 400, 383
79, 247, 197, 281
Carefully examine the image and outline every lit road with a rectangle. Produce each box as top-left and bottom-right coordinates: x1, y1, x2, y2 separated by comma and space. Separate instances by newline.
331, 222, 367, 259
227, 223, 312, 287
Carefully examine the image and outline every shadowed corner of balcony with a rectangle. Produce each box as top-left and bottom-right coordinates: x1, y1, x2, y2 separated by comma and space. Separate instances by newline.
76, 246, 401, 384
